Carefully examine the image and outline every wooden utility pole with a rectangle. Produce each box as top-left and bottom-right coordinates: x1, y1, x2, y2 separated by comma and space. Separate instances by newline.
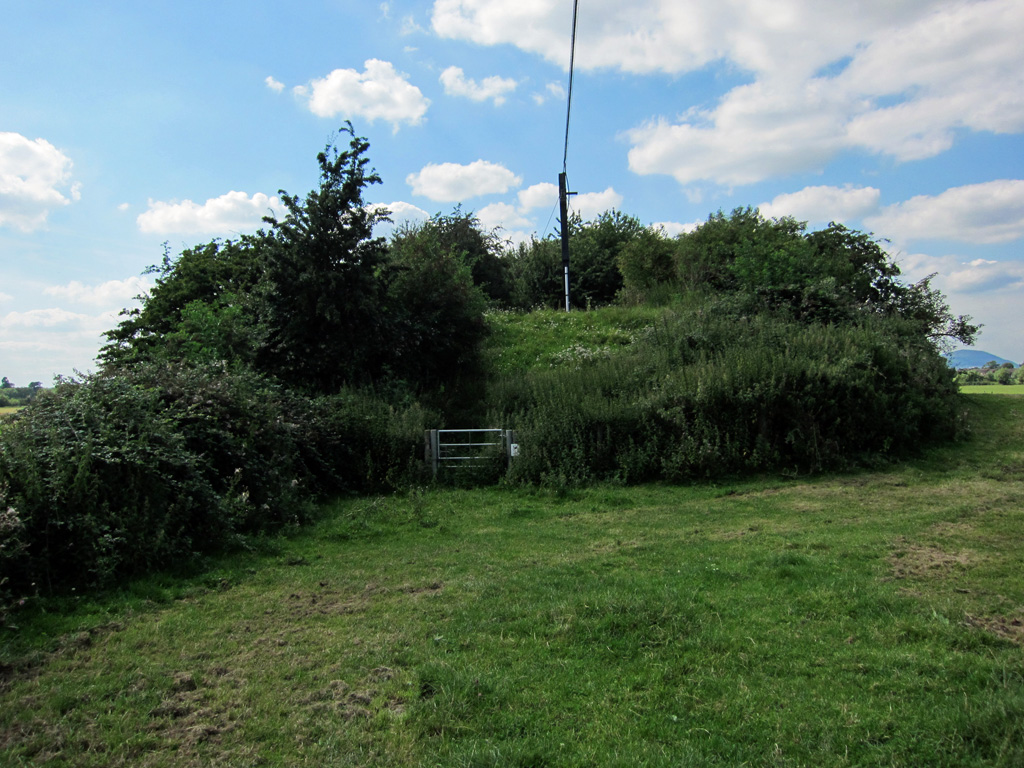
559, 172, 572, 312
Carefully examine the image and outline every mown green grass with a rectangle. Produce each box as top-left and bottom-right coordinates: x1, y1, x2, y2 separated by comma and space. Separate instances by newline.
960, 384, 1024, 395
2, 394, 1023, 767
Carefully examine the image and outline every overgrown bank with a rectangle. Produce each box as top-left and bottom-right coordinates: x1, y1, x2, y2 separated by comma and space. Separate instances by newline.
1, 395, 1021, 767
0, 127, 976, 612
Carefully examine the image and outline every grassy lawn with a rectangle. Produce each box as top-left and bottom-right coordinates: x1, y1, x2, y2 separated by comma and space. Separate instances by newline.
1, 394, 1022, 767
960, 384, 1024, 395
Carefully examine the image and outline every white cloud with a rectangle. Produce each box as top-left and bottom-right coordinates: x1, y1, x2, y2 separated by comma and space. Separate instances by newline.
265, 76, 285, 93
440, 66, 518, 105
518, 182, 559, 211
0, 132, 77, 231
296, 60, 430, 131
627, 79, 851, 186
406, 160, 522, 202
945, 258, 1024, 293
368, 200, 431, 237
652, 220, 699, 237
758, 185, 882, 225
533, 82, 566, 106
433, 0, 1023, 188
431, 0, 915, 76
571, 187, 624, 219
137, 191, 280, 235
0, 306, 125, 383
477, 202, 533, 232
838, 0, 1024, 160
865, 180, 1024, 245
44, 277, 154, 308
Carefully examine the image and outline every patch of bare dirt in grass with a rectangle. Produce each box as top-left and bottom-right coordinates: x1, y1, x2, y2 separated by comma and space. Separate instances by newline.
277, 579, 443, 621
147, 669, 240, 750
963, 613, 1024, 646
888, 538, 980, 582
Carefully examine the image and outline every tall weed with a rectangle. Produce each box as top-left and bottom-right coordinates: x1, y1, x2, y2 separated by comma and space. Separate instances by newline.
492, 304, 961, 485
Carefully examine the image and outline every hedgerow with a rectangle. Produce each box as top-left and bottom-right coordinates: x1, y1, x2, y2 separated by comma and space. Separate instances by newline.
0, 361, 428, 601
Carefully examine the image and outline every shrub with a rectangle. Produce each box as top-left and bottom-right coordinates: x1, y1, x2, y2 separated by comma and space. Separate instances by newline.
0, 362, 430, 595
492, 304, 962, 485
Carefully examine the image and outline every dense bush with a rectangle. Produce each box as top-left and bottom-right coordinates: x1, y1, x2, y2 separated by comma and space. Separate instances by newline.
0, 362, 429, 598
504, 211, 647, 310
491, 303, 963, 486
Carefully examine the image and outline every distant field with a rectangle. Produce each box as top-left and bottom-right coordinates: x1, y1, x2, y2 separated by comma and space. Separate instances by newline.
960, 384, 1024, 395
0, 406, 22, 417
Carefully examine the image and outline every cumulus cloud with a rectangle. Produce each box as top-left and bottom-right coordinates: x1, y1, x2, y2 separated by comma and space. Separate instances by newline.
406, 160, 522, 202
295, 60, 430, 131
0, 132, 78, 231
44, 276, 154, 308
440, 66, 518, 105
652, 220, 700, 237
431, 0, 915, 75
368, 200, 431, 237
436, 1, 1024, 188
518, 182, 559, 211
137, 191, 280, 235
945, 258, 1024, 293
627, 79, 852, 186
571, 187, 624, 219
865, 180, 1024, 245
758, 185, 882, 225
477, 202, 534, 232
0, 305, 126, 382
265, 76, 285, 93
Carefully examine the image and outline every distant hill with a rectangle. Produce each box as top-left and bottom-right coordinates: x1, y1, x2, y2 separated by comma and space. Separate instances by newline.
945, 349, 1018, 369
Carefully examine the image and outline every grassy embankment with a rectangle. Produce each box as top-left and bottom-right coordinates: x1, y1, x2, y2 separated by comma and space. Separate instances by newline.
1, 309, 1022, 767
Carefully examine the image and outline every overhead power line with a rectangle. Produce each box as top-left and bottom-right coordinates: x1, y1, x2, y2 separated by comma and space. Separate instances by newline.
559, 0, 580, 312
563, 0, 580, 175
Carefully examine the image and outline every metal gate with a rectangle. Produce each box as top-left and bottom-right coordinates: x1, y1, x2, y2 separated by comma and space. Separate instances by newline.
424, 429, 518, 477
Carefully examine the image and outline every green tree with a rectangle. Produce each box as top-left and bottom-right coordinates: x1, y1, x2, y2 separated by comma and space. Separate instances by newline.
506, 237, 563, 310
392, 208, 510, 306
569, 210, 645, 307
254, 125, 391, 394
384, 214, 490, 394
994, 367, 1014, 385
101, 238, 265, 368
618, 226, 678, 302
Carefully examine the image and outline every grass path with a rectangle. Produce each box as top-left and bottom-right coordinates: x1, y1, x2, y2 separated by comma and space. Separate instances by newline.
2, 395, 1023, 767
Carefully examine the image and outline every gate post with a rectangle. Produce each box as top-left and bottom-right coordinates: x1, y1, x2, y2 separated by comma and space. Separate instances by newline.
504, 429, 518, 470
424, 429, 440, 476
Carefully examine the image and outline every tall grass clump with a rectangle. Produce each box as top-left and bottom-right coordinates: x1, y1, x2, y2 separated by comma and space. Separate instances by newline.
0, 361, 429, 603
492, 301, 963, 485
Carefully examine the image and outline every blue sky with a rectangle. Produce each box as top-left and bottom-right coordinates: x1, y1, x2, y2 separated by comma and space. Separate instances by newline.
2, 0, 1023, 385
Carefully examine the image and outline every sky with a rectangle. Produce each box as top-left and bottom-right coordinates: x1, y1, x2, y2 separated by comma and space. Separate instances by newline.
2, 0, 1023, 385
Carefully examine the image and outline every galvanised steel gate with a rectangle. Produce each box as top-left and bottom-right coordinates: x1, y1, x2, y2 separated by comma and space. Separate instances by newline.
424, 429, 518, 477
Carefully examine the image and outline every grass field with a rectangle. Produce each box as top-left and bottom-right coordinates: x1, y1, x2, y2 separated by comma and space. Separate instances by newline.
960, 384, 1024, 395
1, 394, 1022, 767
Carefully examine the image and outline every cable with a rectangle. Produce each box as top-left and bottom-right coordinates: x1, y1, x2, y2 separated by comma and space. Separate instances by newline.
563, 0, 579, 175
